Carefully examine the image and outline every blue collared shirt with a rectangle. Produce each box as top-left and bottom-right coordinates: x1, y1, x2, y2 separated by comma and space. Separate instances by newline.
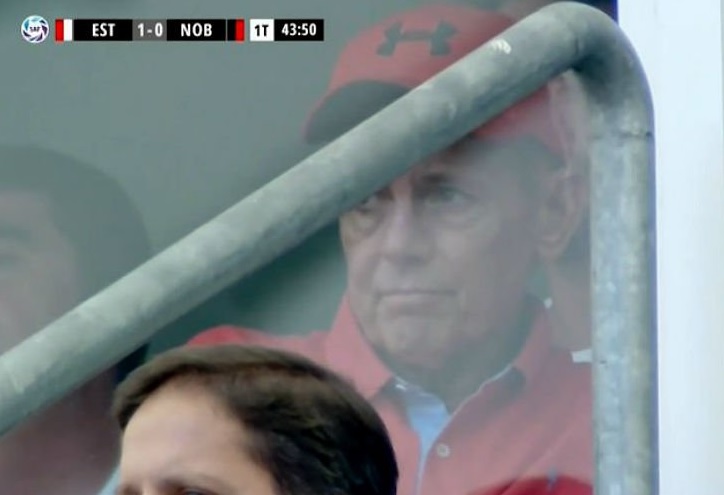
392, 377, 450, 486
392, 364, 511, 492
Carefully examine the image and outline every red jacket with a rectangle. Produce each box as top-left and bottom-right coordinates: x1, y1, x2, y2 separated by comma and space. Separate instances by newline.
190, 296, 592, 495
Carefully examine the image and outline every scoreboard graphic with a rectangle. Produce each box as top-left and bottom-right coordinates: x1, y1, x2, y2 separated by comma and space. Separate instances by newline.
49, 18, 324, 43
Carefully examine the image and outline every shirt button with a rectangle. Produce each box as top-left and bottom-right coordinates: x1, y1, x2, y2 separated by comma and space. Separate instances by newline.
435, 443, 451, 458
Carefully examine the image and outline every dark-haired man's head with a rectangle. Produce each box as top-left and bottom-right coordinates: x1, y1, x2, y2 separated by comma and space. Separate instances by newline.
0, 145, 151, 494
303, 4, 583, 405
114, 344, 398, 495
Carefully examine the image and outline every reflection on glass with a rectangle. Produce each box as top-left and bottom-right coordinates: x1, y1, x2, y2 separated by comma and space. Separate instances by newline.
0, 147, 150, 495
191, 2, 604, 495
2, 0, 614, 493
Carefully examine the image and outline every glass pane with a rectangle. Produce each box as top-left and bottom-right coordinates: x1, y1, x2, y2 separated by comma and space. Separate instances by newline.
0, 1, 616, 494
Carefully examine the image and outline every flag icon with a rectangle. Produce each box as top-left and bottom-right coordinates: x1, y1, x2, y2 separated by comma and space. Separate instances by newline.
55, 19, 73, 42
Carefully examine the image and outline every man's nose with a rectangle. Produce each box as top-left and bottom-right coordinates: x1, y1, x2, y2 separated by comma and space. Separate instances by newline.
378, 201, 433, 263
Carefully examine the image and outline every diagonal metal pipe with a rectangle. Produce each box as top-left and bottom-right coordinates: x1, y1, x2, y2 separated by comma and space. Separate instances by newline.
0, 3, 656, 494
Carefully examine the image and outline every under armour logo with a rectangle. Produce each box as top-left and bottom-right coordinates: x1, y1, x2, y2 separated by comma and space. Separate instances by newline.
377, 21, 457, 56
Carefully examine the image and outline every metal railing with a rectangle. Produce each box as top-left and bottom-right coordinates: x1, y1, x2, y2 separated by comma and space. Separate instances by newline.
0, 3, 656, 494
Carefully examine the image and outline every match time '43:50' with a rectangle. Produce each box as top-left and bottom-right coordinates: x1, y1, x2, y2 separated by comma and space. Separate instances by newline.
274, 18, 324, 41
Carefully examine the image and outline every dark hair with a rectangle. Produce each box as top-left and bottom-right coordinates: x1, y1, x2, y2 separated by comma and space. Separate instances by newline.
113, 344, 399, 495
0, 145, 151, 378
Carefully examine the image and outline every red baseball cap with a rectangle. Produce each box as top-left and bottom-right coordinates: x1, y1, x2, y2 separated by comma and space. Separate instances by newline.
304, 4, 563, 156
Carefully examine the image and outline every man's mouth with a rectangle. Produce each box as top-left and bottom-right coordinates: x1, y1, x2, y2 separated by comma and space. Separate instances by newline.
378, 290, 453, 307
380, 289, 448, 295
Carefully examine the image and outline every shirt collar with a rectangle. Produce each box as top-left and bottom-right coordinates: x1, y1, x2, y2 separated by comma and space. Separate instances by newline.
324, 294, 553, 400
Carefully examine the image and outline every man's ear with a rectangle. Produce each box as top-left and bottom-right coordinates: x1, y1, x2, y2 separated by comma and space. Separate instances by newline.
537, 169, 589, 262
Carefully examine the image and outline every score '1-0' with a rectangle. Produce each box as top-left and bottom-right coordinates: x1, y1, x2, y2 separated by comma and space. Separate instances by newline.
137, 21, 164, 38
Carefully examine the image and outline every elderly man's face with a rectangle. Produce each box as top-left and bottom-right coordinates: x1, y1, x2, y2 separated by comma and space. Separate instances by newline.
0, 191, 82, 351
341, 140, 550, 369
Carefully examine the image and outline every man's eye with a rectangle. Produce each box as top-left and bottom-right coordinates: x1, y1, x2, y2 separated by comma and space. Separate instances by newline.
424, 186, 472, 206
355, 193, 383, 213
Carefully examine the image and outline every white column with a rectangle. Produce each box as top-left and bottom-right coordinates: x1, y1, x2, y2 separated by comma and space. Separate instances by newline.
618, 1, 724, 494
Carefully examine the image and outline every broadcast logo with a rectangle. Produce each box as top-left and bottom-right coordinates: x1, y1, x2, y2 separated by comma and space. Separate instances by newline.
21, 15, 49, 44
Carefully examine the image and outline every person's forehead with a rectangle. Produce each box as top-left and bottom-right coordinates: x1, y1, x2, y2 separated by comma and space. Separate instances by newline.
121, 385, 250, 479
406, 138, 536, 178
